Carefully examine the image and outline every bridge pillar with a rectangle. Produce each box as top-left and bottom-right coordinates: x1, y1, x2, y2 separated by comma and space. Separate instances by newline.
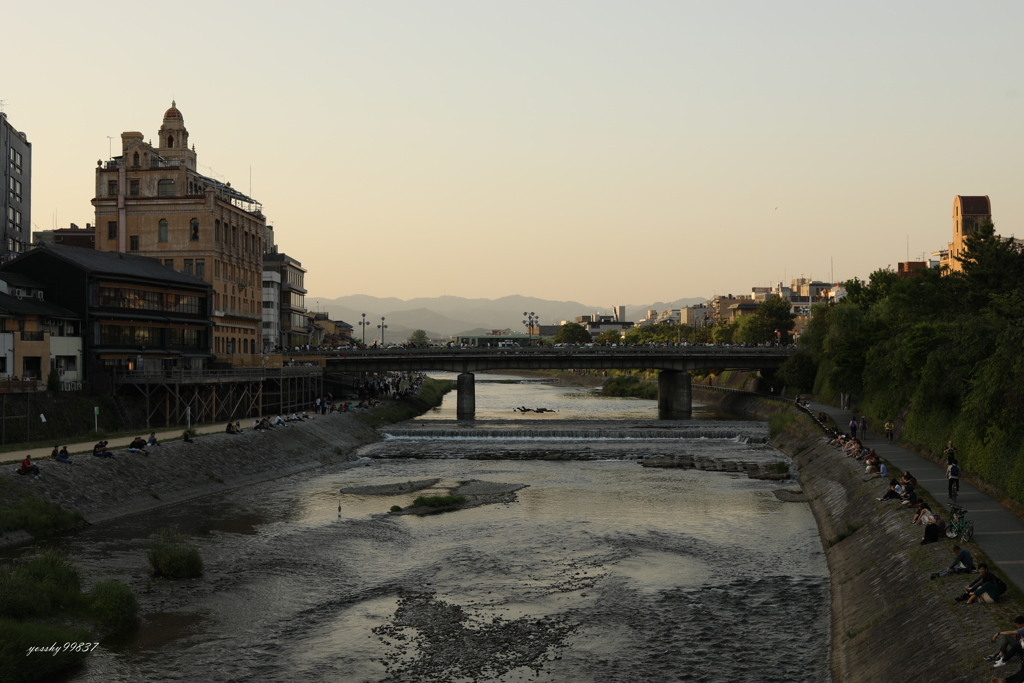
456, 372, 475, 420
658, 370, 692, 419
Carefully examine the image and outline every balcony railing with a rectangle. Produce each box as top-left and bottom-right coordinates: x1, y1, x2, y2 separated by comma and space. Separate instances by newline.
20, 331, 45, 342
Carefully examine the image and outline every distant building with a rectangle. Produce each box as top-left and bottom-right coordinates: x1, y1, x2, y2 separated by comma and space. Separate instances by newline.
263, 252, 307, 347
261, 270, 281, 351
33, 223, 96, 249
1, 112, 31, 262
943, 195, 991, 272
897, 260, 938, 278
568, 307, 632, 338
92, 102, 264, 357
0, 272, 81, 390
0, 244, 213, 387
680, 304, 712, 327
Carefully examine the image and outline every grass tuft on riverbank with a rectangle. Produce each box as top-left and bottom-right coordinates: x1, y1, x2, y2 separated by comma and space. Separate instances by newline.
148, 530, 204, 579
0, 479, 83, 537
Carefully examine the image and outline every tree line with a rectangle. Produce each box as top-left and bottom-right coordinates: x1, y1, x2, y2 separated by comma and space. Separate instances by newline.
778, 221, 1024, 505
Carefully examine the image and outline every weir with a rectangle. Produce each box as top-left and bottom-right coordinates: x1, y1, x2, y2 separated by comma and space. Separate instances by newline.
381, 427, 767, 442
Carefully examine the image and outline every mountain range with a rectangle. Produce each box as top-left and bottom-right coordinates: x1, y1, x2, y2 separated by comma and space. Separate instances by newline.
306, 294, 708, 340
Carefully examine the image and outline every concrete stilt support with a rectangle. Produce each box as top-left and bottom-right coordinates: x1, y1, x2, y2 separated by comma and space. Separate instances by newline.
456, 372, 476, 420
658, 370, 692, 420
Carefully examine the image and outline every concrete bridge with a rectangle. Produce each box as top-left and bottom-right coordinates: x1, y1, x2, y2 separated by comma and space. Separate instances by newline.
322, 346, 794, 419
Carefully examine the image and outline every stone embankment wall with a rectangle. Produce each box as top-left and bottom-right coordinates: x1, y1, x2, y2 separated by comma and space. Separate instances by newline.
769, 410, 999, 683
1, 413, 381, 543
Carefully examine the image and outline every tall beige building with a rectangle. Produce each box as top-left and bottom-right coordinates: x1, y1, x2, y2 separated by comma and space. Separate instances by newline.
92, 103, 264, 355
942, 195, 991, 273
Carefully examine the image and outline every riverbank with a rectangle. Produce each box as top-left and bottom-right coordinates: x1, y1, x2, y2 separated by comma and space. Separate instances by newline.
711, 387, 1015, 683
0, 410, 383, 548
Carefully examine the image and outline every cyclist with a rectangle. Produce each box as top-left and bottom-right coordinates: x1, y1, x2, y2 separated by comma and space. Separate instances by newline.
947, 458, 961, 500
884, 419, 894, 443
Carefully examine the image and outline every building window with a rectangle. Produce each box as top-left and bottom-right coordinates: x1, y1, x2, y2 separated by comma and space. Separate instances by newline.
9, 149, 22, 173
190, 218, 199, 241
130, 180, 140, 196
231, 225, 237, 246
163, 259, 174, 268
183, 259, 193, 275
157, 179, 176, 197
108, 221, 117, 240
167, 135, 174, 148
195, 258, 205, 277
129, 236, 139, 251
214, 219, 221, 242
8, 177, 21, 202
133, 152, 140, 167
108, 180, 118, 196
158, 219, 168, 242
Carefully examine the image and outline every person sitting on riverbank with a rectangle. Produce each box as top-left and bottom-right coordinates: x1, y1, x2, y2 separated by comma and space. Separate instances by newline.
900, 471, 918, 487
920, 510, 943, 545
226, 422, 239, 434
987, 616, 1024, 669
301, 411, 312, 420
967, 568, 1006, 604
932, 545, 976, 579
20, 455, 40, 477
911, 503, 934, 525
877, 479, 903, 500
148, 432, 161, 447
955, 564, 994, 600
92, 441, 115, 458
52, 446, 73, 464
127, 437, 149, 455
274, 414, 287, 427
900, 481, 920, 506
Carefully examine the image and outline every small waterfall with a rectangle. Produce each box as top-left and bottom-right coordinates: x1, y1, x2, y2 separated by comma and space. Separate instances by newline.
381, 427, 768, 443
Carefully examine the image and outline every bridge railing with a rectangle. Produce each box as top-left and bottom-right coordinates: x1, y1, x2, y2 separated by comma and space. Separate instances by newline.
315, 345, 795, 359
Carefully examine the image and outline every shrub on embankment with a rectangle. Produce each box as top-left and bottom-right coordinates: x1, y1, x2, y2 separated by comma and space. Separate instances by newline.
0, 478, 83, 538
0, 552, 139, 682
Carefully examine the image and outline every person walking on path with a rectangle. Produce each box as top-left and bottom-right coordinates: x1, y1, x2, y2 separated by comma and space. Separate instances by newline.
859, 416, 868, 438
947, 458, 962, 500
944, 440, 958, 465
884, 419, 895, 443
848, 417, 858, 439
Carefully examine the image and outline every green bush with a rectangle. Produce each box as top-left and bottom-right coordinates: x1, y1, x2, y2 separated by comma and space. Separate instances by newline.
0, 552, 82, 620
87, 580, 138, 632
769, 410, 798, 438
147, 531, 204, 578
390, 505, 402, 512
0, 487, 83, 537
411, 495, 466, 508
0, 618, 91, 683
416, 378, 455, 407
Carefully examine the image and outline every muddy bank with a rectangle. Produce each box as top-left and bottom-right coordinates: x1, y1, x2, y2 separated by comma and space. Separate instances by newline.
772, 411, 1005, 683
0, 412, 381, 543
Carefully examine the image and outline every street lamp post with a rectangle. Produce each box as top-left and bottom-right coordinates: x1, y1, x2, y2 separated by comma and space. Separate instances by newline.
377, 317, 388, 346
522, 311, 539, 346
357, 313, 370, 347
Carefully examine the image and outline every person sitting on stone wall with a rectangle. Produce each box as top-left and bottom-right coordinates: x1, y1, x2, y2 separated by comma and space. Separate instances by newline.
92, 441, 115, 458
920, 510, 942, 545
911, 502, 934, 525
967, 567, 1007, 604
148, 432, 161, 447
20, 455, 40, 477
301, 411, 312, 420
932, 545, 976, 579
226, 422, 239, 434
987, 616, 1024, 669
274, 414, 287, 427
877, 479, 903, 501
54, 446, 73, 464
127, 437, 149, 455
234, 421, 242, 433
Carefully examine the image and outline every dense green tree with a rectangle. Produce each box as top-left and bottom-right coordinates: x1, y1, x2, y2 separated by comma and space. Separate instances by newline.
594, 329, 623, 345
553, 322, 592, 345
408, 329, 429, 347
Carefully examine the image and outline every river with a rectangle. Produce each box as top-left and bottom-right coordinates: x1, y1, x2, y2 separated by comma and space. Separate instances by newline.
43, 372, 830, 682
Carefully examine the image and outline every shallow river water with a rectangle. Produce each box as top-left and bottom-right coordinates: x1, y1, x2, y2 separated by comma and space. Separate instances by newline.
43, 374, 830, 682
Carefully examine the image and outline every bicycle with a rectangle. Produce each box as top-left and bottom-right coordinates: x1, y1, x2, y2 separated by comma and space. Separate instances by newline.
945, 504, 973, 542
948, 477, 960, 504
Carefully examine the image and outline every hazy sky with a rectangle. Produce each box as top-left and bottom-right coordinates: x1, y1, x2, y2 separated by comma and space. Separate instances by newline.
7, 1, 1023, 305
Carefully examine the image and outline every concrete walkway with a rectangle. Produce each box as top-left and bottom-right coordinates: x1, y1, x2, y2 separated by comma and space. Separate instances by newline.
810, 400, 1024, 593
0, 421, 234, 465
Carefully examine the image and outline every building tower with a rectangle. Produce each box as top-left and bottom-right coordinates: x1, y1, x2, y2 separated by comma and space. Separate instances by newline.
92, 102, 265, 357
944, 195, 992, 272
1, 112, 31, 262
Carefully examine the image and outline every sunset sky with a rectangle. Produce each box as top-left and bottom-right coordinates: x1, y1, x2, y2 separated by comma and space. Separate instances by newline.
6, 1, 1023, 305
